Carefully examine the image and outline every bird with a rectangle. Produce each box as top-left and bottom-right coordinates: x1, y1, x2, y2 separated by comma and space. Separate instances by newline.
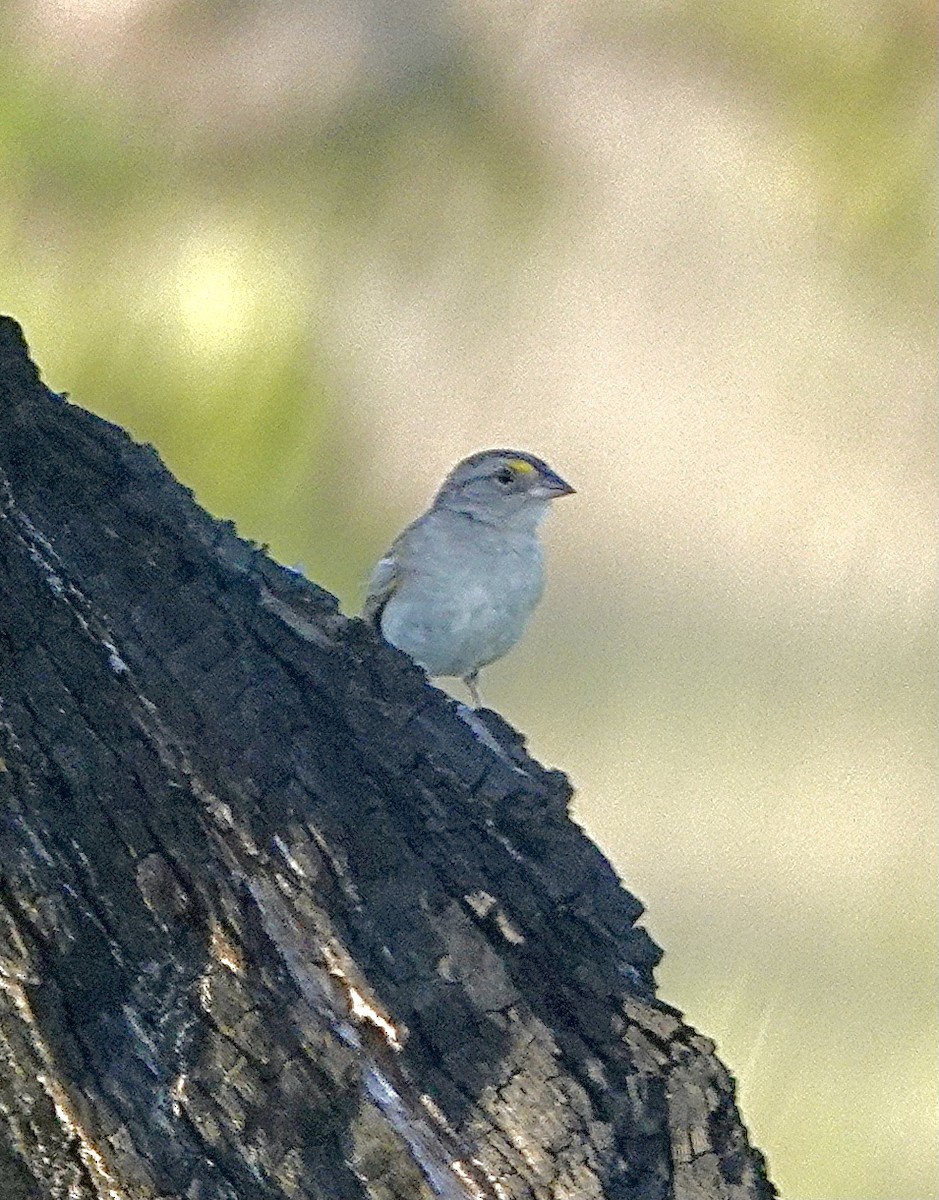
362, 448, 575, 707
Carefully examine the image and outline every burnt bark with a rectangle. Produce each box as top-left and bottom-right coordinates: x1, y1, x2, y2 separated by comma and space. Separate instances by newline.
0, 315, 775, 1200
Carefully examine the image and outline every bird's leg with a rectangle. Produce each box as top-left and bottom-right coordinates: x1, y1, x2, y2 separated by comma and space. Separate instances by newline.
464, 671, 482, 708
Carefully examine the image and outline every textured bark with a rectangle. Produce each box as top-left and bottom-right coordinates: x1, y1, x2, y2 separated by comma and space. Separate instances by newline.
0, 315, 775, 1200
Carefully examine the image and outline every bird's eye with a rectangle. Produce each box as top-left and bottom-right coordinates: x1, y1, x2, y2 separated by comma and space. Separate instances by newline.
495, 468, 514, 486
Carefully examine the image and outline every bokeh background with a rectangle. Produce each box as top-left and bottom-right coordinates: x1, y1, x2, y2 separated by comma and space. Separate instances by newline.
1, 1, 935, 1196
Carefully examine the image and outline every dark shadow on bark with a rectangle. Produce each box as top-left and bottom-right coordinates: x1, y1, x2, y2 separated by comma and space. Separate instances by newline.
0, 316, 775, 1200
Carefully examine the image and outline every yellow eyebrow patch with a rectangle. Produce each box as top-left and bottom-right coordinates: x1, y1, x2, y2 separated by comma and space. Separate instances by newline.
506, 458, 536, 475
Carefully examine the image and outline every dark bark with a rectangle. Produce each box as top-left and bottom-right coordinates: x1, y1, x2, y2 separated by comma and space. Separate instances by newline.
0, 315, 775, 1200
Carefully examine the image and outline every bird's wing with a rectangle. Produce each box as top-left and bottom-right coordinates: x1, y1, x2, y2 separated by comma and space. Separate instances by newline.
361, 549, 400, 628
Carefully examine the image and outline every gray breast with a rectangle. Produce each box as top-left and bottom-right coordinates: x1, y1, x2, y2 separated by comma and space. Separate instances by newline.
380, 514, 545, 679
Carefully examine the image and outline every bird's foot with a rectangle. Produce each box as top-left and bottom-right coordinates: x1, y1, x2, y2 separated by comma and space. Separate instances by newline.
464, 671, 482, 708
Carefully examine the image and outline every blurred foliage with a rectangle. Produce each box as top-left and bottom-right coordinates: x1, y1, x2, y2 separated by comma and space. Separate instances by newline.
0, 11, 550, 589
598, 0, 935, 312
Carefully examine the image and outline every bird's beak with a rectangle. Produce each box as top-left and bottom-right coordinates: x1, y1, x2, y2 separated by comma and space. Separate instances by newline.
536, 468, 576, 499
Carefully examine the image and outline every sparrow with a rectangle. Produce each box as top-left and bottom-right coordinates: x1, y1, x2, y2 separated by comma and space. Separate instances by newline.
363, 449, 574, 706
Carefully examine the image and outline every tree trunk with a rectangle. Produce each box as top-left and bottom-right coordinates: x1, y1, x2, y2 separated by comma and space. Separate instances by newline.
0, 316, 775, 1200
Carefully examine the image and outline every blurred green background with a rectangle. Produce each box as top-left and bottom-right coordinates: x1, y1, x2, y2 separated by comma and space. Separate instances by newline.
1, 1, 935, 1196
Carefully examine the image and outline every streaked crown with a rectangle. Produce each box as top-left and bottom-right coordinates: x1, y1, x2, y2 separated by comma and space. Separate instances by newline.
433, 449, 575, 516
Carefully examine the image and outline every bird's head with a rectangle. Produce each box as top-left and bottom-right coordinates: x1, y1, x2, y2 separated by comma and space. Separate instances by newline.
433, 449, 575, 527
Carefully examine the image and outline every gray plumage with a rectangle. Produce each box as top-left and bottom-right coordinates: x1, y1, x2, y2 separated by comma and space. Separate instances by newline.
363, 449, 574, 706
